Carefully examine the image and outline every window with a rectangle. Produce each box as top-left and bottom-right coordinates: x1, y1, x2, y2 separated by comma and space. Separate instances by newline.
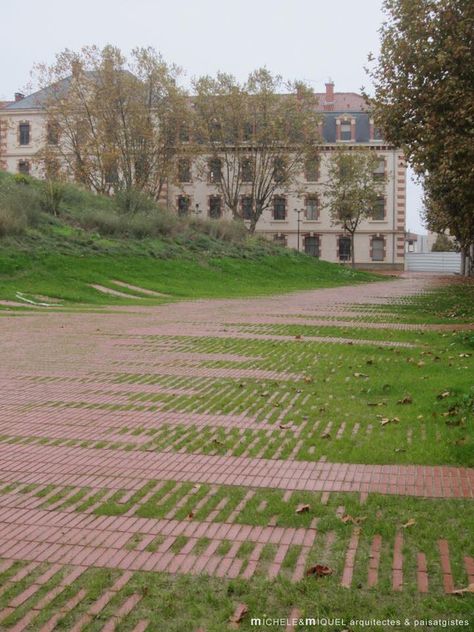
241, 196, 253, 220
209, 158, 222, 183
243, 121, 253, 141
273, 233, 287, 247
305, 195, 319, 221
371, 237, 385, 261
373, 158, 385, 182
372, 196, 385, 220
179, 123, 190, 142
178, 159, 191, 183
373, 125, 383, 141
273, 196, 286, 220
304, 158, 319, 182
304, 235, 320, 257
209, 119, 221, 141
340, 120, 352, 141
19, 122, 30, 145
47, 122, 59, 145
209, 195, 222, 219
241, 158, 254, 182
18, 160, 30, 175
105, 163, 118, 185
273, 157, 286, 183
339, 237, 351, 261
177, 195, 190, 217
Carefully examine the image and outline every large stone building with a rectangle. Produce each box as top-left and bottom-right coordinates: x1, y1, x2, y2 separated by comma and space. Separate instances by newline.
0, 82, 406, 268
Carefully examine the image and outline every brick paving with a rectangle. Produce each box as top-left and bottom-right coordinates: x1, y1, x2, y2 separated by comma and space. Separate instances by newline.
0, 274, 473, 628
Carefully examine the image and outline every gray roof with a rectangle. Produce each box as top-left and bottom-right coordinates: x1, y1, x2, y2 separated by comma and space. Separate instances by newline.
4, 77, 72, 110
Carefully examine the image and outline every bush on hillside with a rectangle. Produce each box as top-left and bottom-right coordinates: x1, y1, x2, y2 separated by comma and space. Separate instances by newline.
0, 176, 42, 235
0, 172, 276, 250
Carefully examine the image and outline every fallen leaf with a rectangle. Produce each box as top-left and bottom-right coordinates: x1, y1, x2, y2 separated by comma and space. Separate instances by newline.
394, 448, 406, 453
459, 353, 471, 358
380, 417, 400, 426
437, 391, 451, 399
187, 512, 194, 520
354, 372, 369, 378
402, 518, 416, 528
279, 423, 293, 430
295, 334, 302, 340
304, 376, 313, 384
306, 564, 333, 577
341, 514, 366, 525
229, 603, 248, 627
296, 504, 310, 514
320, 431, 331, 439
397, 395, 413, 405
451, 583, 474, 595
212, 439, 224, 446
417, 361, 425, 367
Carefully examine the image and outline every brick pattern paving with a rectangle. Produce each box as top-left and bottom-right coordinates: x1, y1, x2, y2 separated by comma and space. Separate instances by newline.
0, 275, 472, 628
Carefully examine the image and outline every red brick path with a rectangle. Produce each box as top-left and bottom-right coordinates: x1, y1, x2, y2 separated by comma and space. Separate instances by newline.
0, 274, 472, 627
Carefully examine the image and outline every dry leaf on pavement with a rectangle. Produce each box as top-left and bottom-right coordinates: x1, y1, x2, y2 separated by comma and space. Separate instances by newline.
306, 564, 333, 577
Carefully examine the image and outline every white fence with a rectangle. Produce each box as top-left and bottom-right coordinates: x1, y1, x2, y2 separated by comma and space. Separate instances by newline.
405, 252, 461, 273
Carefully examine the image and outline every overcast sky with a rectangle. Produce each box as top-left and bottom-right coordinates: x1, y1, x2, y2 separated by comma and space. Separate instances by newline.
0, 0, 425, 232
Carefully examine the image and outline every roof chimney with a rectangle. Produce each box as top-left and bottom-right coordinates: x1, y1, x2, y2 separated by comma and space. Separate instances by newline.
324, 80, 334, 111
14, 92, 25, 102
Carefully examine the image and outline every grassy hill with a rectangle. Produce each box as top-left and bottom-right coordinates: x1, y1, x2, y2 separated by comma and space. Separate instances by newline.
0, 172, 379, 307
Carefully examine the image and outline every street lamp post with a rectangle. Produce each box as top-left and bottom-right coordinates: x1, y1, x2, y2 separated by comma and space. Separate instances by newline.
295, 208, 304, 252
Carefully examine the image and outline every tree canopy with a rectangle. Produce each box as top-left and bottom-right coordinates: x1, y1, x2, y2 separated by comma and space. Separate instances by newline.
192, 69, 320, 232
324, 150, 384, 267
368, 0, 474, 272
34, 45, 189, 202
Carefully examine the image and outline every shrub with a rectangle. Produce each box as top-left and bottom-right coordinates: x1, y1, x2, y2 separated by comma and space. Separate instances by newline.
41, 181, 65, 216
188, 217, 248, 243
0, 177, 42, 233
0, 205, 28, 236
115, 188, 158, 215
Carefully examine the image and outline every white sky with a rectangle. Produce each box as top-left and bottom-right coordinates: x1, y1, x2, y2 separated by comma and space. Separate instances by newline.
0, 0, 425, 232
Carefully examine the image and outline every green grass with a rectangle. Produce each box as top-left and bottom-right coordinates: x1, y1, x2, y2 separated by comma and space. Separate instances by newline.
0, 248, 377, 306
0, 172, 379, 306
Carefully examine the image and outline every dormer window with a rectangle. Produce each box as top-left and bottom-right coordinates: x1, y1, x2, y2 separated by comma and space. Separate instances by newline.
336, 116, 355, 142
340, 121, 352, 141
370, 118, 383, 142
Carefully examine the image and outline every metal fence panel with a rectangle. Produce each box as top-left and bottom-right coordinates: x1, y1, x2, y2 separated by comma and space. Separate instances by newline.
405, 252, 461, 273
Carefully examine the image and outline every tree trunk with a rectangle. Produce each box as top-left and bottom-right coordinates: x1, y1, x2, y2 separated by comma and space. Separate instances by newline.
461, 250, 466, 275
350, 232, 355, 268
248, 217, 257, 234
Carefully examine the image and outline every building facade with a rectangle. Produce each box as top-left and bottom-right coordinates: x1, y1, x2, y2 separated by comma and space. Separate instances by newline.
0, 82, 406, 268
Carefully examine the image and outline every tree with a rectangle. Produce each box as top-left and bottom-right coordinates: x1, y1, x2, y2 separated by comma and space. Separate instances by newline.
192, 69, 320, 232
367, 0, 474, 273
34, 46, 189, 201
324, 150, 384, 267
431, 232, 456, 252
